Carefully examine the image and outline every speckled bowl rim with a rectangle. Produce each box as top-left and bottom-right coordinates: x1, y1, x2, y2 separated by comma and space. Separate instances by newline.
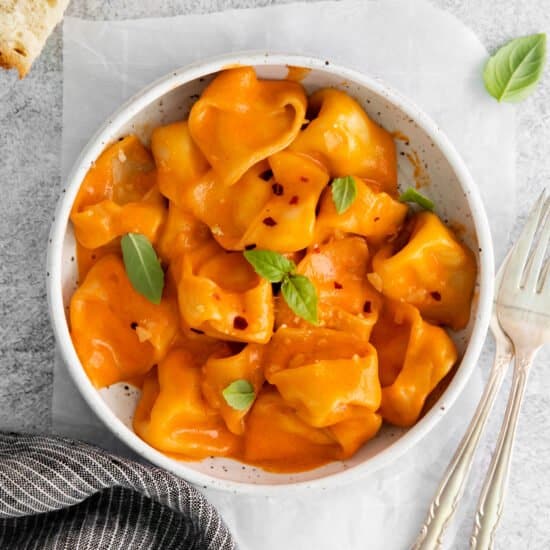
47, 52, 494, 495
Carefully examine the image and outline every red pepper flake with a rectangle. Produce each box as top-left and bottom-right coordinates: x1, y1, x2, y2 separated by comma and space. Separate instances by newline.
431, 291, 442, 301
233, 316, 248, 330
190, 328, 205, 334
272, 183, 284, 196
289, 195, 299, 205
130, 322, 138, 330
259, 169, 273, 181
334, 282, 343, 289
374, 216, 380, 222
300, 176, 309, 182
213, 293, 221, 301
245, 243, 256, 250
363, 301, 372, 313
312, 245, 321, 254
262, 217, 277, 226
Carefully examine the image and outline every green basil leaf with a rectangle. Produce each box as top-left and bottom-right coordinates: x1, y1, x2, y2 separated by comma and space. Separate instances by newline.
222, 379, 256, 411
483, 33, 546, 103
243, 249, 296, 282
121, 233, 165, 304
281, 274, 318, 325
331, 176, 357, 214
399, 188, 435, 211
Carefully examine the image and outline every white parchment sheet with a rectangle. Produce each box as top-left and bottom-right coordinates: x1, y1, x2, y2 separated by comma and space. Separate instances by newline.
55, 2, 516, 548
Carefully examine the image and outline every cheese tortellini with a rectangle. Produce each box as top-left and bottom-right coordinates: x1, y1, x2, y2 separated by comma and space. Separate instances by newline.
188, 67, 307, 186
372, 211, 477, 330
289, 89, 398, 193
69, 66, 477, 473
71, 136, 167, 250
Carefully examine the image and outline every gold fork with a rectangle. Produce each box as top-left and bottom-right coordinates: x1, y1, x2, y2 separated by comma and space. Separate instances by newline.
471, 190, 550, 549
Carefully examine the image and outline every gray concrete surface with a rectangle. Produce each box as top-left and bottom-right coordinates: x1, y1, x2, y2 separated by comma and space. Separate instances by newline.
1, 1, 549, 548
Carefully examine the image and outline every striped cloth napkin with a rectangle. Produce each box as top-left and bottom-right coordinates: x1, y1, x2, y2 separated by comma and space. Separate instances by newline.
0, 432, 236, 549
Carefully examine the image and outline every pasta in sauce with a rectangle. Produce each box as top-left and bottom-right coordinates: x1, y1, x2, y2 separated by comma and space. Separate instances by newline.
69, 66, 476, 473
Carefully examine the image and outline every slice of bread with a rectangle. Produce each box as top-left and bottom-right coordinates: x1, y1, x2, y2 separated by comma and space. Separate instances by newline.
0, 0, 70, 78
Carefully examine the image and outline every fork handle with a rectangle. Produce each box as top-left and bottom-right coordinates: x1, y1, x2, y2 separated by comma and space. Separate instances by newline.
470, 348, 536, 550
412, 341, 512, 550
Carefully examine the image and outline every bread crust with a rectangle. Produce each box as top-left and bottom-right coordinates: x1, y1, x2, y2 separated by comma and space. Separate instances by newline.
0, 40, 31, 78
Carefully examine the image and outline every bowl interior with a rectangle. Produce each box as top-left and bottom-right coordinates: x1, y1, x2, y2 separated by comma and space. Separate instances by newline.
56, 58, 486, 489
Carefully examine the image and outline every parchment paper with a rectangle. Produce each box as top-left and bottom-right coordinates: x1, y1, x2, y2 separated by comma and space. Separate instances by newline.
55, 2, 516, 548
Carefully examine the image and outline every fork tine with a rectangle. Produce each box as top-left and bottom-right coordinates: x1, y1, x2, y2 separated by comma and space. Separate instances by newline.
539, 256, 550, 294
523, 195, 550, 291
499, 190, 548, 295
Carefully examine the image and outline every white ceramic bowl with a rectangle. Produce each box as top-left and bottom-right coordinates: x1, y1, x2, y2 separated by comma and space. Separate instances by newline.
47, 53, 494, 494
